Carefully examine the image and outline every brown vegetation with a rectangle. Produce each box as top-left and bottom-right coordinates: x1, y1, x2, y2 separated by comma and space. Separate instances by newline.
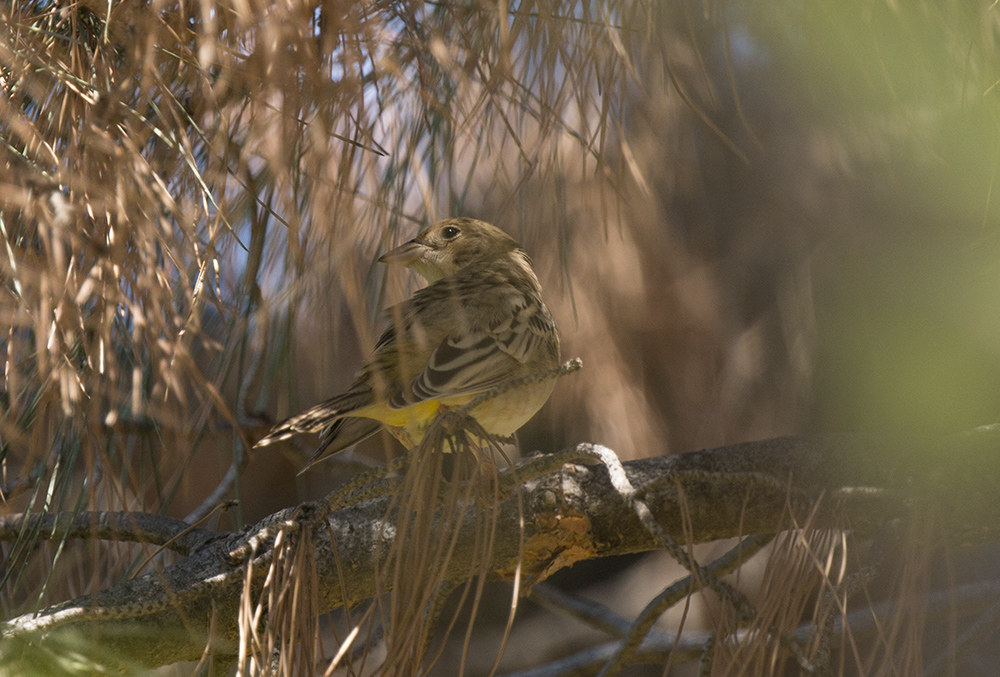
3, 0, 1000, 674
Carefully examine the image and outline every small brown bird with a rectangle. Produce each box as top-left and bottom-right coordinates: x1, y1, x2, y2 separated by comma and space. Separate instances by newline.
255, 218, 561, 471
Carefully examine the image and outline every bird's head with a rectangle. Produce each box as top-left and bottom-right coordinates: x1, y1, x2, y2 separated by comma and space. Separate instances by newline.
379, 218, 522, 283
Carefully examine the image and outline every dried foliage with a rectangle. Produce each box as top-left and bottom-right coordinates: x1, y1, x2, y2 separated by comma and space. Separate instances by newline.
0, 0, 637, 612
3, 0, 1000, 674
376, 439, 503, 676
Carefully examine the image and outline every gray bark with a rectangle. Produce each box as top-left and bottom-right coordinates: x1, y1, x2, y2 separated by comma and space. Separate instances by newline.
3, 429, 998, 670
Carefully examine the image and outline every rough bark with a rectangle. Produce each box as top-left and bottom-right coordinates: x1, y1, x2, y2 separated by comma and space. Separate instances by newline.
3, 428, 999, 670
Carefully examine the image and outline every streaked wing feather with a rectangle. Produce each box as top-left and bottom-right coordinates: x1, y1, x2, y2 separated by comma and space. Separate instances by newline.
389, 295, 552, 408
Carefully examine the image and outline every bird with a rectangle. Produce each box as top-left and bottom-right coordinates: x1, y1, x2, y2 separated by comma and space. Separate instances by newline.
255, 217, 561, 472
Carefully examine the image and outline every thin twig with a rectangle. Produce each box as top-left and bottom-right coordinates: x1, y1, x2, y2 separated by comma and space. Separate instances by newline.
528, 583, 637, 638
596, 535, 773, 677
0, 510, 220, 556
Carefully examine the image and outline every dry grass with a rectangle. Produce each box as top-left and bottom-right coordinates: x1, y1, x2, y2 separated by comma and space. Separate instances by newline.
0, 0, 638, 611
376, 439, 503, 676
3, 0, 1000, 674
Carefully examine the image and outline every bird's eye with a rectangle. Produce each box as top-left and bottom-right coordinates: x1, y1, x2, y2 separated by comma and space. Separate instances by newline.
442, 226, 461, 240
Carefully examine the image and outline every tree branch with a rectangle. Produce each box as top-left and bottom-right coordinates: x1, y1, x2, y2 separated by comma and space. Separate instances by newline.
0, 511, 221, 556
3, 429, 999, 670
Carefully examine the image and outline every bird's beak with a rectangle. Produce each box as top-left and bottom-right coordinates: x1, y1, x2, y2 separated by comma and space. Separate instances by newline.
378, 240, 430, 267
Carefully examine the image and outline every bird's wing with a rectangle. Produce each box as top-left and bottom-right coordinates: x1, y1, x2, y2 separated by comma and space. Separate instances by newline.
389, 293, 554, 408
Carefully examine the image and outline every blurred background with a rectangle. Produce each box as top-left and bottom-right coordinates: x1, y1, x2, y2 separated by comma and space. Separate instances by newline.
2, 0, 1000, 674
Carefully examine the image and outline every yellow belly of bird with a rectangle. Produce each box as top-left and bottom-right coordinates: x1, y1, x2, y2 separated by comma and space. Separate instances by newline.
360, 399, 446, 428
353, 380, 556, 451
353, 398, 465, 449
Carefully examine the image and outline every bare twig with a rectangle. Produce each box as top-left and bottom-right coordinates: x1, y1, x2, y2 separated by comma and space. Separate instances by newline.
596, 535, 773, 677
528, 583, 637, 638
0, 510, 220, 556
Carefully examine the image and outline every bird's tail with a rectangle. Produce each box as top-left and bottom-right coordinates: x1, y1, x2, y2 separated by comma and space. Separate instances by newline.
254, 390, 374, 448
299, 417, 381, 473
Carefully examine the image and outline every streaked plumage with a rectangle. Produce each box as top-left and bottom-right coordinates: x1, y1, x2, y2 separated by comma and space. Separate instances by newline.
255, 218, 561, 471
